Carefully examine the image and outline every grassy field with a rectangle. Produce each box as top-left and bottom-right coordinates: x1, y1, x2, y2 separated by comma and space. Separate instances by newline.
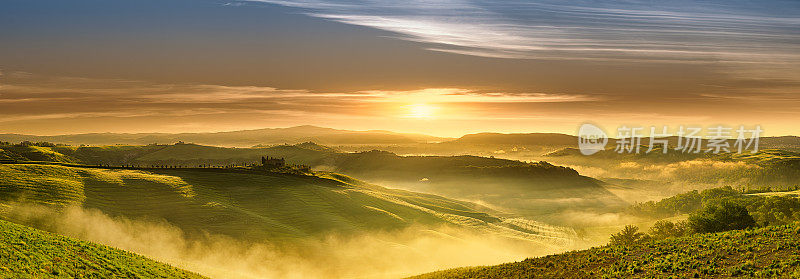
0, 218, 204, 278
411, 223, 800, 278
0, 163, 570, 244
0, 162, 581, 278
0, 142, 624, 224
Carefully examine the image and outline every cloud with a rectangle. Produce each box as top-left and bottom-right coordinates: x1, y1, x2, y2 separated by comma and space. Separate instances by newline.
0, 73, 592, 116
2, 71, 799, 136
243, 0, 800, 66
357, 88, 598, 103
0, 72, 599, 131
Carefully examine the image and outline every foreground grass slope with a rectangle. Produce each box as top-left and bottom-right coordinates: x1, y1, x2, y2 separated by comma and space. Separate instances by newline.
0, 219, 204, 278
412, 223, 800, 278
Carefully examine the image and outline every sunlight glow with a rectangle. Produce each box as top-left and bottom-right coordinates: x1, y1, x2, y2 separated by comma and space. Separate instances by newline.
406, 103, 437, 119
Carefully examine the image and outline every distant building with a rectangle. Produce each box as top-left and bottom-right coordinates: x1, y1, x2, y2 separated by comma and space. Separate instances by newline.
261, 156, 285, 168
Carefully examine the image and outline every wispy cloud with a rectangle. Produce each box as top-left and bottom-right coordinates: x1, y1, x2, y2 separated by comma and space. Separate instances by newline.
358, 88, 597, 103
0, 73, 593, 122
243, 0, 800, 66
2, 72, 799, 135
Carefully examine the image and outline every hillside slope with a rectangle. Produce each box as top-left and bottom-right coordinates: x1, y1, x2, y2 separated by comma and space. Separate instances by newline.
0, 218, 204, 278
543, 147, 800, 198
411, 223, 800, 278
325, 151, 626, 218
0, 163, 572, 244
0, 143, 627, 221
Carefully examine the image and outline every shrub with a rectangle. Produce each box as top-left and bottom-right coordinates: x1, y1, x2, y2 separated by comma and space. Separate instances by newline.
610, 225, 648, 245
649, 220, 691, 239
688, 201, 756, 233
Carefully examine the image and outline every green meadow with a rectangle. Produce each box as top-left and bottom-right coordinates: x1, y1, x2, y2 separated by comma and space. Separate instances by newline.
0, 218, 204, 278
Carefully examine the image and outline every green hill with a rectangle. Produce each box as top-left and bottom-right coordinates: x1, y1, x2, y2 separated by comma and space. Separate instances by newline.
0, 163, 571, 244
0, 145, 75, 163
325, 151, 626, 219
0, 143, 626, 221
142, 147, 627, 219
411, 223, 800, 278
540, 147, 800, 201
0, 218, 204, 278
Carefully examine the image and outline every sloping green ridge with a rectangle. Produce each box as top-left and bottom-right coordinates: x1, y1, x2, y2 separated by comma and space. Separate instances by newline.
411, 223, 800, 279
0, 164, 505, 242
0, 144, 626, 219
0, 146, 75, 163
0, 218, 205, 278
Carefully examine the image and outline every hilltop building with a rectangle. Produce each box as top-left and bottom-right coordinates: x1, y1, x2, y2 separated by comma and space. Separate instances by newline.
261, 156, 285, 168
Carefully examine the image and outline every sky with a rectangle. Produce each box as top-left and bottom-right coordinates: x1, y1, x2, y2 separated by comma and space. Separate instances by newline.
1, 0, 799, 137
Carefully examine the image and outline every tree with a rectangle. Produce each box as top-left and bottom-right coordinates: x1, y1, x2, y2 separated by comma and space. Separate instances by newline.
648, 220, 690, 239
688, 201, 756, 233
610, 225, 647, 246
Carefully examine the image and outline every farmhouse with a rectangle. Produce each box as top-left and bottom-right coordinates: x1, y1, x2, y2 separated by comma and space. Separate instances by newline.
261, 156, 285, 168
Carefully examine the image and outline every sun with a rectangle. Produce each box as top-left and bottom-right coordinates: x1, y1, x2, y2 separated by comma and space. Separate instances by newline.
406, 103, 436, 119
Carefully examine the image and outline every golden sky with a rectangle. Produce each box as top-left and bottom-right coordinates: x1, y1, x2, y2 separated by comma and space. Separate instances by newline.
1, 0, 799, 137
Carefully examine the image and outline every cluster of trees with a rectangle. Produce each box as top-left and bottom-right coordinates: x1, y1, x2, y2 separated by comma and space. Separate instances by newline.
628, 186, 800, 226
610, 187, 800, 246
687, 201, 756, 233
742, 185, 800, 194
612, 201, 757, 245
10, 141, 59, 147
628, 187, 741, 218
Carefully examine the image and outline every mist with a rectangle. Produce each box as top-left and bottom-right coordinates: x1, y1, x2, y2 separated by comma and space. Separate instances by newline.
0, 203, 569, 279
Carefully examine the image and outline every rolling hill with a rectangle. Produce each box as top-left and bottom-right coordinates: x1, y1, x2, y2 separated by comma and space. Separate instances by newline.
338, 133, 800, 160
0, 142, 627, 221
0, 163, 573, 243
0, 218, 204, 278
449, 133, 800, 151
0, 162, 581, 278
410, 223, 800, 278
322, 150, 626, 219
542, 147, 800, 196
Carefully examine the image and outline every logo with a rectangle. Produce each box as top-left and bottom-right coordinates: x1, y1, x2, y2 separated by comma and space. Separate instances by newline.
576, 124, 762, 155
578, 123, 608, 155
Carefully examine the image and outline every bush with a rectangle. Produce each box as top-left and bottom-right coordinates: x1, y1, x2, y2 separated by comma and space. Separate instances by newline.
688, 201, 756, 233
648, 220, 691, 239
610, 225, 648, 245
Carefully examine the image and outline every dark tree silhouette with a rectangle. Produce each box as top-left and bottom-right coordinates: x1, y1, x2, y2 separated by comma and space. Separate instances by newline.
688, 201, 756, 233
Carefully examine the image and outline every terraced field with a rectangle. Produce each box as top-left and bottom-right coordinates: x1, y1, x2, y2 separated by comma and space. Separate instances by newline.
0, 218, 204, 278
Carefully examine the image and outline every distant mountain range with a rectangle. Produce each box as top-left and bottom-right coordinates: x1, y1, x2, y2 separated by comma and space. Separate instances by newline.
0, 125, 449, 147
2, 125, 798, 150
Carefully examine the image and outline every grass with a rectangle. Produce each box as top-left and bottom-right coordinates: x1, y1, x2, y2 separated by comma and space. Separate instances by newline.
411, 223, 800, 278
0, 218, 205, 278
3, 143, 627, 222
0, 146, 74, 163
0, 163, 569, 244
